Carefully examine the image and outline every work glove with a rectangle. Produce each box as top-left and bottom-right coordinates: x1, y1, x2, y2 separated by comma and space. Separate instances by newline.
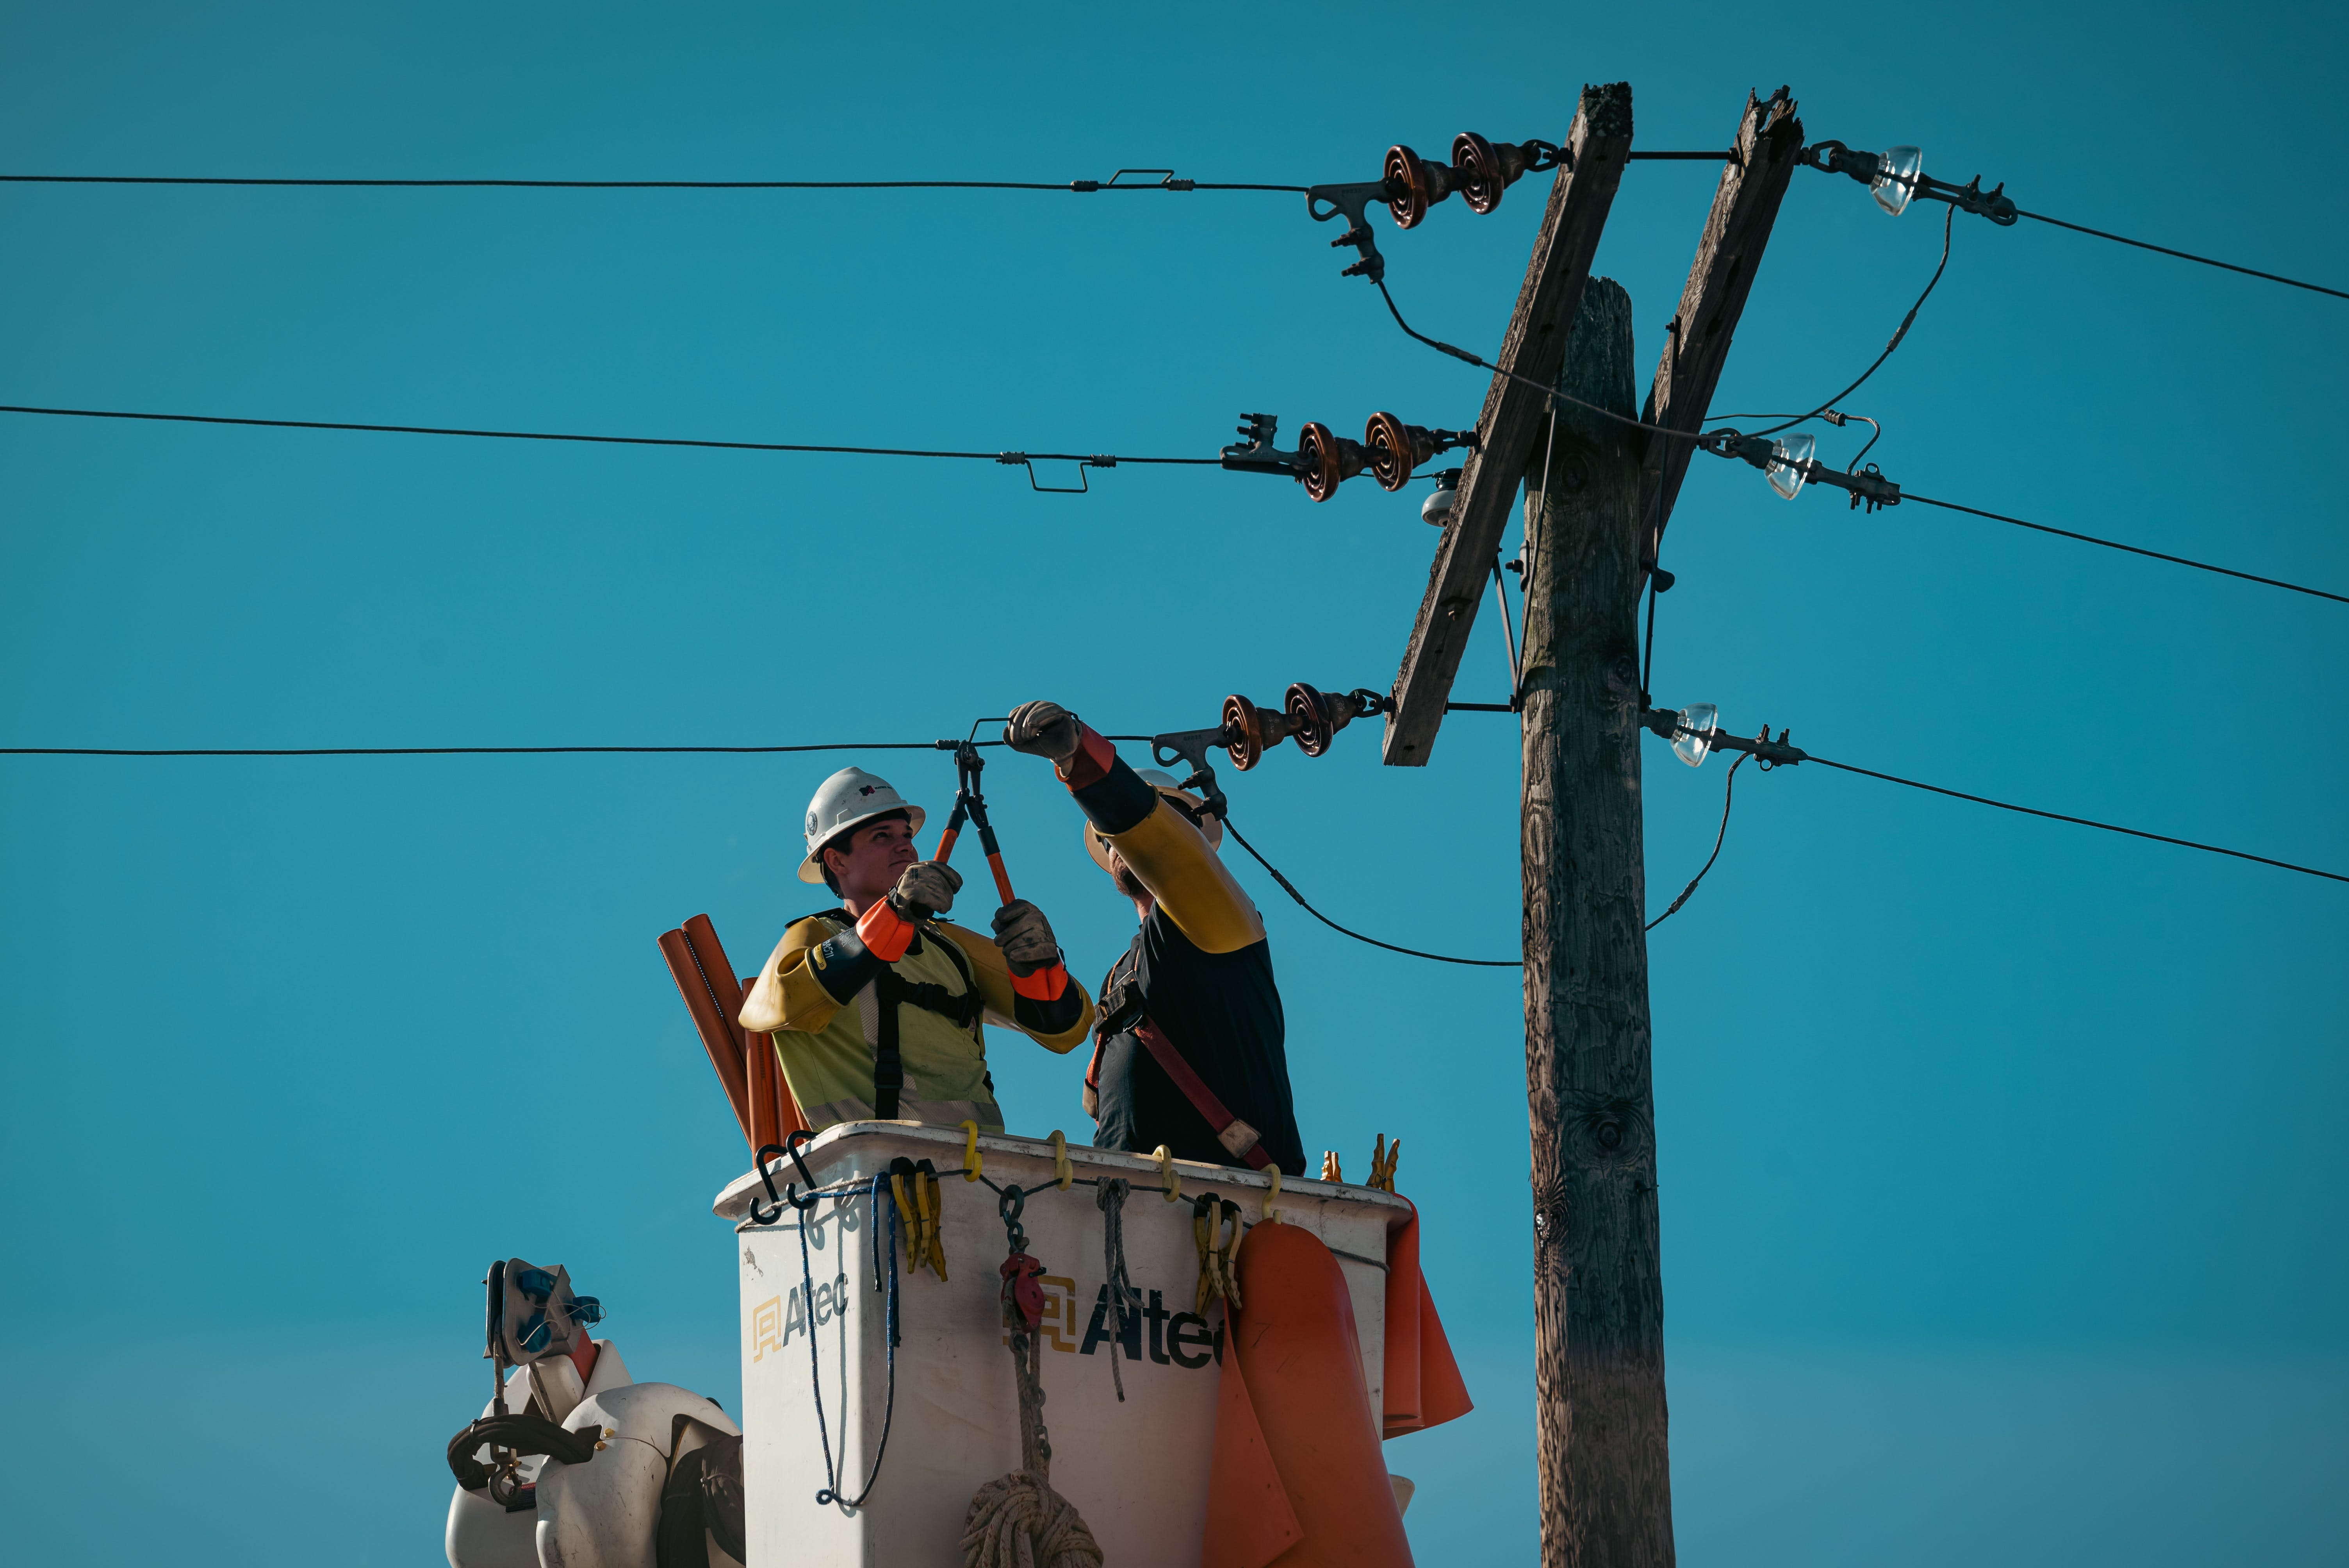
888, 861, 961, 921
989, 900, 1061, 976
1003, 700, 1082, 764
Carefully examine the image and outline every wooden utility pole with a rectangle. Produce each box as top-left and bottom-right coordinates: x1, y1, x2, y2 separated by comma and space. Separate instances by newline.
1382, 82, 1632, 767
1519, 275, 1668, 1567
1382, 84, 1803, 1568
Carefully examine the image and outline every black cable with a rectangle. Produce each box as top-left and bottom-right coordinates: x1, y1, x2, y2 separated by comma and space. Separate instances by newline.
5, 731, 1153, 758
0, 173, 1309, 192
1903, 493, 2348, 606
1749, 205, 1952, 440
1375, 279, 1707, 448
1218, 817, 1520, 967
1807, 755, 2347, 885
2017, 209, 2348, 302
0, 742, 977, 756
0, 404, 1219, 467
1647, 752, 1745, 930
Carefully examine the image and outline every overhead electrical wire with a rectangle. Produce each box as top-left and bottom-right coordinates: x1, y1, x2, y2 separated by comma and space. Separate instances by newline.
1901, 492, 2348, 605
0, 403, 1217, 469
2014, 208, 2347, 302
1647, 753, 1746, 930
1217, 816, 1520, 967
1745, 205, 1952, 440
0, 172, 1309, 192
1804, 755, 2347, 884
1377, 278, 2346, 607
0, 155, 1736, 191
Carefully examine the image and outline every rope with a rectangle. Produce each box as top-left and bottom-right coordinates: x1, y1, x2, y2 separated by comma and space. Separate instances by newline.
799, 1176, 901, 1509
1094, 1180, 1139, 1402
962, 1195, 1103, 1568
961, 1471, 1103, 1568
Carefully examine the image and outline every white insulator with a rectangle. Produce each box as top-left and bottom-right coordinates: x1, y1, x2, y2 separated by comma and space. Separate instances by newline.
1420, 486, 1456, 526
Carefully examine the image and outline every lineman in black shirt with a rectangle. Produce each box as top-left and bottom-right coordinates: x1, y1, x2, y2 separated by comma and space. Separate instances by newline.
1003, 700, 1304, 1177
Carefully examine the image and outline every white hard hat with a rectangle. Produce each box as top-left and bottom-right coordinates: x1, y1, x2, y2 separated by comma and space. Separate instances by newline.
798, 768, 927, 884
1084, 767, 1222, 873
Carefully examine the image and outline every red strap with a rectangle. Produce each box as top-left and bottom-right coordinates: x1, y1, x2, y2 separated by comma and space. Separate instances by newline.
1131, 1017, 1273, 1171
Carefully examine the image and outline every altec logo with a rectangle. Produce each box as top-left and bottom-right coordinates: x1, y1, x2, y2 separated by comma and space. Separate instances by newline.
750, 1274, 1224, 1372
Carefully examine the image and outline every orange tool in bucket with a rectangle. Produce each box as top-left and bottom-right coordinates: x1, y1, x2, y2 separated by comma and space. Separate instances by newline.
930, 737, 1016, 905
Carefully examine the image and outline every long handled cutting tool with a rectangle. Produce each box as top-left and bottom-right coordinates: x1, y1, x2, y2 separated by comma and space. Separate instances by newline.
931, 739, 1016, 904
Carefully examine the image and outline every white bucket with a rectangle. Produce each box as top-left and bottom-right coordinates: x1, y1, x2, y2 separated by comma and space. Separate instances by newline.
712, 1122, 1411, 1568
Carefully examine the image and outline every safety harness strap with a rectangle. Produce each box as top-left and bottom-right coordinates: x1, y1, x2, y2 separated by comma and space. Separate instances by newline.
1130, 1017, 1274, 1172
813, 910, 984, 1119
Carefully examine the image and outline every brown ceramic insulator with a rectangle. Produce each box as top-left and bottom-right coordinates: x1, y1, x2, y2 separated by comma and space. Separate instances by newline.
1285, 683, 1336, 756
1384, 144, 1463, 228
1297, 422, 1369, 503
1384, 145, 1429, 228
1451, 132, 1542, 216
1364, 412, 1441, 492
1221, 694, 1293, 771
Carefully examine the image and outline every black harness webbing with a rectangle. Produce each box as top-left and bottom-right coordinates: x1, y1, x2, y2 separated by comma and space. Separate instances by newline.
809, 910, 984, 1119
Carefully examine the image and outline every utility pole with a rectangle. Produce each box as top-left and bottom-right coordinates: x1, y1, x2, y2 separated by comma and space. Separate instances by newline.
1519, 274, 1666, 1568
1383, 85, 1801, 1568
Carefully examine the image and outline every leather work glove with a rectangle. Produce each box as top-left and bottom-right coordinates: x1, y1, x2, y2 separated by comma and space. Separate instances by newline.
989, 900, 1060, 976
1003, 700, 1082, 765
888, 861, 962, 921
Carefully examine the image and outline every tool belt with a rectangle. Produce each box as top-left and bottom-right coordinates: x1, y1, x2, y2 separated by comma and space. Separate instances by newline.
813, 909, 985, 1120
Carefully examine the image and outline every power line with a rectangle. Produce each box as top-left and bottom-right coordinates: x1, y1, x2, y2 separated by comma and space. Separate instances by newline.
0, 172, 1308, 193
0, 741, 973, 757
1647, 753, 1746, 930
0, 157, 1740, 190
1902, 492, 2348, 606
1807, 755, 2347, 884
0, 403, 1218, 471
2014, 209, 2347, 301
1219, 816, 1520, 967
1636, 714, 2349, 886
1747, 205, 1952, 440
1377, 280, 2344, 608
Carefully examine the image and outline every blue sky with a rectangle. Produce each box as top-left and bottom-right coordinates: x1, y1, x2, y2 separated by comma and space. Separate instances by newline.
2, 3, 2342, 1564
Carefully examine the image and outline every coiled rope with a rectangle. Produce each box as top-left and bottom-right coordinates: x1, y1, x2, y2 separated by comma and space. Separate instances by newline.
961, 1192, 1103, 1568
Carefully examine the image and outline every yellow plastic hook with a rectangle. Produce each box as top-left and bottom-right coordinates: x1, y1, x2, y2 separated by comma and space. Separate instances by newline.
959, 1120, 982, 1182
1151, 1144, 1182, 1203
1048, 1129, 1073, 1191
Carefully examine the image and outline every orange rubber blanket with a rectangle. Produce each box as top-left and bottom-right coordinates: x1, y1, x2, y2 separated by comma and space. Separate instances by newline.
1202, 1204, 1470, 1568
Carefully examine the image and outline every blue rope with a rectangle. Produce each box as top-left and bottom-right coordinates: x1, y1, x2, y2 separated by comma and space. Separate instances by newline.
802, 1173, 900, 1509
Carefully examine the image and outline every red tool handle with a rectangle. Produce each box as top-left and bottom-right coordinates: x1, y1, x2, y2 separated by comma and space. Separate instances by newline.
934, 825, 962, 863
985, 852, 1015, 905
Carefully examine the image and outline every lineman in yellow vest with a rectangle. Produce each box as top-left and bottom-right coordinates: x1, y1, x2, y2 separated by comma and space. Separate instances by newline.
738, 767, 1094, 1134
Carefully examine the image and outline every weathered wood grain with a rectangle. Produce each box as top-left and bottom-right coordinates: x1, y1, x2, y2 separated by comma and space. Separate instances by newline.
1637, 91, 1803, 555
1520, 278, 1675, 1568
1381, 81, 1633, 767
